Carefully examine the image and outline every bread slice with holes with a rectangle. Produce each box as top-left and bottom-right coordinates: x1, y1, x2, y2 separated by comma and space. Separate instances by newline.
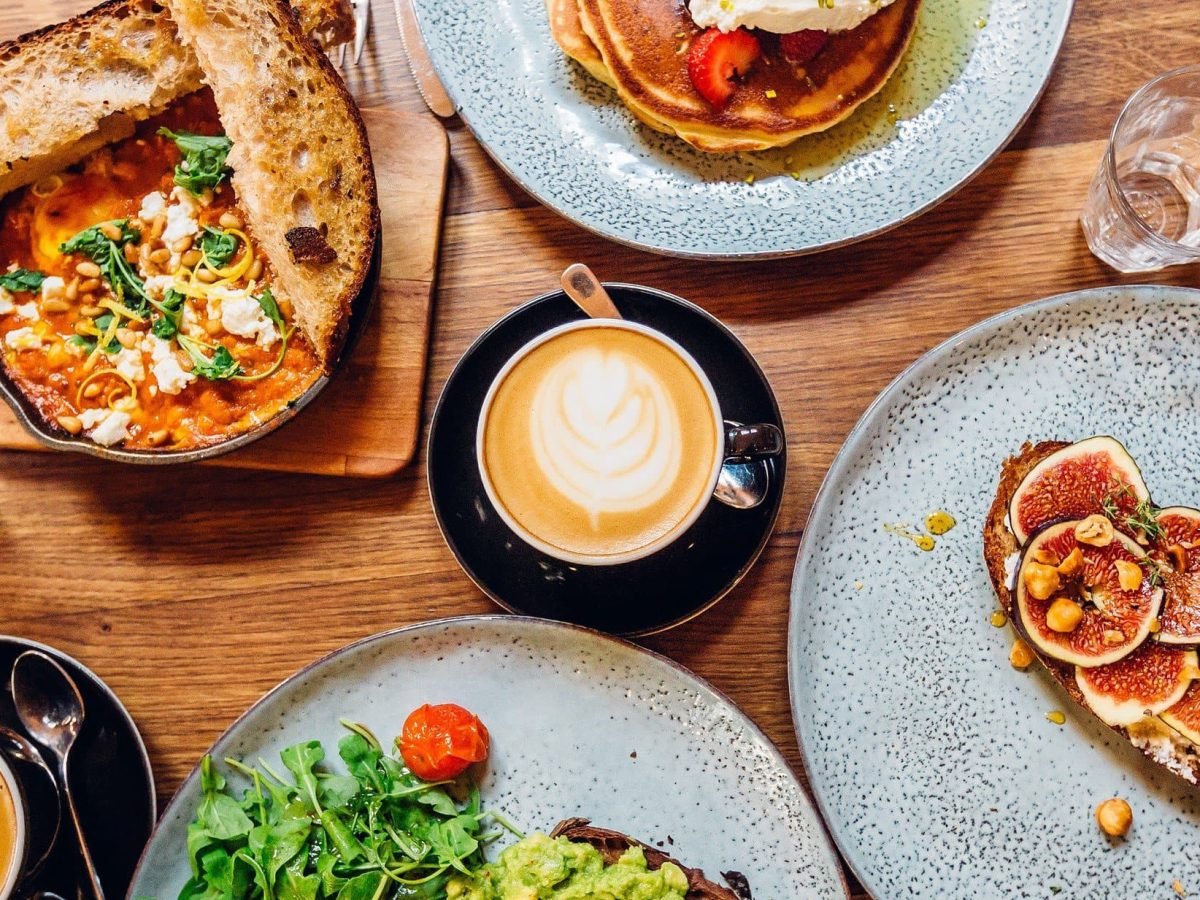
984, 441, 1200, 784
161, 0, 378, 366
0, 0, 352, 200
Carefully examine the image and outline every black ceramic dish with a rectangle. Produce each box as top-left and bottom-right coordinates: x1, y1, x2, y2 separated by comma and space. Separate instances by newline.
428, 283, 786, 637
0, 637, 155, 898
0, 242, 381, 465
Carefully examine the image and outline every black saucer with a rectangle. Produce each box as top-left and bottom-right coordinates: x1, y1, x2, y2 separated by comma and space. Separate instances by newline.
428, 284, 786, 636
0, 638, 155, 898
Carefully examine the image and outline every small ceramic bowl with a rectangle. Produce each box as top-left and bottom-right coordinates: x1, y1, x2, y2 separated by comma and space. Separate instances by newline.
0, 244, 380, 465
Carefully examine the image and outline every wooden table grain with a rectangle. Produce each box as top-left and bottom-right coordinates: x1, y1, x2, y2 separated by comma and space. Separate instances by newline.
2, 2, 1196, 896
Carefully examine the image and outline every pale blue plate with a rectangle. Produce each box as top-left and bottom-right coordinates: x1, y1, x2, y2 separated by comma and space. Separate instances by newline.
411, 0, 1071, 258
130, 616, 848, 898
790, 286, 1200, 898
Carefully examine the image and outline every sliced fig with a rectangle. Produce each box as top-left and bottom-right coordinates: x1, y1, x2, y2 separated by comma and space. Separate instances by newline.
1153, 507, 1200, 646
1075, 643, 1197, 726
1162, 681, 1200, 745
1016, 519, 1162, 667
1008, 436, 1150, 546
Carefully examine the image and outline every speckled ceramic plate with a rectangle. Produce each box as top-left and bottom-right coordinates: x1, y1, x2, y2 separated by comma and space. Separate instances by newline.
410, 0, 1070, 258
790, 285, 1200, 898
130, 616, 848, 898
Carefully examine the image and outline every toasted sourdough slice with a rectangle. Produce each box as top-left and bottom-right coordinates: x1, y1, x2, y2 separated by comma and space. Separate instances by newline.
163, 0, 378, 366
984, 442, 1200, 784
550, 819, 744, 899
0, 0, 352, 199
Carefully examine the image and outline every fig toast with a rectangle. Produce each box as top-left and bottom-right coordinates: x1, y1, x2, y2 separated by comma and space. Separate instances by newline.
984, 439, 1200, 784
550, 819, 746, 899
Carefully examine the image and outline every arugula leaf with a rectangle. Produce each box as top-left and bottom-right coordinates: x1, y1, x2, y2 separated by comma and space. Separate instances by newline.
0, 269, 46, 293
196, 756, 254, 841
178, 335, 242, 380
60, 220, 151, 315
281, 741, 326, 814
159, 128, 233, 196
199, 226, 239, 268
152, 289, 187, 340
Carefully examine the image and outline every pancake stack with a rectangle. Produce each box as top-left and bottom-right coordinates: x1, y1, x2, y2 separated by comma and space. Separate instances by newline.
548, 0, 922, 152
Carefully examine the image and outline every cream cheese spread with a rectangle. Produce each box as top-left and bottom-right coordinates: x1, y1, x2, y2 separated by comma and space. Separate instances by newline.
688, 0, 898, 34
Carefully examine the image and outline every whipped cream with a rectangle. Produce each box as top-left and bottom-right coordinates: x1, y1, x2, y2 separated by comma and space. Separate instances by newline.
529, 346, 682, 528
688, 0, 897, 34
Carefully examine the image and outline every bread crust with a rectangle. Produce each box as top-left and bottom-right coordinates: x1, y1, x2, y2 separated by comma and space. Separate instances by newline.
984, 442, 1200, 784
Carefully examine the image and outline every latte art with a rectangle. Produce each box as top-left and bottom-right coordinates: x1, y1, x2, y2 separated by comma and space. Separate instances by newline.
531, 348, 682, 526
480, 323, 722, 563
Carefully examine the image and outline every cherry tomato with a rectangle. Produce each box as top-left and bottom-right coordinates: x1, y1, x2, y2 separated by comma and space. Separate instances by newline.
398, 703, 490, 781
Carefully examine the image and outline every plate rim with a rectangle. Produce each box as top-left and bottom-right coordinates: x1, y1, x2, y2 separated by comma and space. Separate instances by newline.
128, 613, 850, 899
424, 283, 787, 637
410, 1, 1075, 260
785, 282, 1200, 896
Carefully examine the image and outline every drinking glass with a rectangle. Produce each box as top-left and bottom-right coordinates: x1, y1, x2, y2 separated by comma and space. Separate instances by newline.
1081, 66, 1200, 273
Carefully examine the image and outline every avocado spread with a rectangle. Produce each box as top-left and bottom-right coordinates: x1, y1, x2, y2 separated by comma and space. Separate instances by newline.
448, 832, 690, 900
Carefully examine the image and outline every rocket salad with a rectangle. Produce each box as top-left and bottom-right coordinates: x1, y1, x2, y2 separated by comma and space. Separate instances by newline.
180, 718, 513, 900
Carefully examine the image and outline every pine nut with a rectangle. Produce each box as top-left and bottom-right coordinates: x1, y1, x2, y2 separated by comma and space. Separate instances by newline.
150, 248, 171, 265
82, 383, 103, 399
75, 261, 101, 278
56, 415, 83, 435
79, 279, 101, 294
181, 250, 202, 268
146, 429, 170, 446
218, 211, 243, 230
246, 259, 264, 282
151, 215, 167, 240
175, 350, 194, 372
203, 318, 223, 336
116, 328, 138, 349
99, 222, 123, 241
65, 278, 79, 301
80, 304, 103, 317
123, 243, 140, 264
195, 268, 216, 284
73, 321, 93, 336
41, 298, 70, 313
171, 236, 194, 254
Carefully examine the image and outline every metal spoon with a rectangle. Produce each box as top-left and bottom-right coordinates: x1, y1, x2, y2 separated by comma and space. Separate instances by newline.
11, 651, 105, 900
0, 723, 61, 876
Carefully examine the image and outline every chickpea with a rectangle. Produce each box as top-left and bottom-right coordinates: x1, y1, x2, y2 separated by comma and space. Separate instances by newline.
1046, 597, 1084, 633
1095, 798, 1132, 838
1114, 559, 1143, 592
1075, 515, 1115, 548
1009, 639, 1035, 671
1023, 561, 1062, 601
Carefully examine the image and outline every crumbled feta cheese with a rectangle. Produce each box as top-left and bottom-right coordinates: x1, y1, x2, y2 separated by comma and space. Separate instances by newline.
88, 410, 131, 446
219, 290, 277, 348
77, 408, 109, 429
143, 275, 176, 300
145, 335, 193, 395
180, 300, 205, 338
15, 302, 38, 320
110, 346, 145, 383
40, 276, 65, 301
0, 288, 13, 316
162, 187, 200, 247
4, 327, 41, 350
138, 191, 167, 223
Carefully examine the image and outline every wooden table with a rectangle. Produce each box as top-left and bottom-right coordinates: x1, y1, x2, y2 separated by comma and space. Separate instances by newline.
1, 2, 1195, 896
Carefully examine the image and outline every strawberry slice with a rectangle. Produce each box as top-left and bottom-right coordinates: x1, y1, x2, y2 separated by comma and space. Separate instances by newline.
687, 27, 762, 108
779, 29, 828, 65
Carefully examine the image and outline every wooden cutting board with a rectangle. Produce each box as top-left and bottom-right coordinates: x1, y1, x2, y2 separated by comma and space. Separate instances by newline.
0, 105, 448, 478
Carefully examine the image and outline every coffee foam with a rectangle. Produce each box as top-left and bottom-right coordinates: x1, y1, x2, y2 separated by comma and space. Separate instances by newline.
530, 345, 682, 526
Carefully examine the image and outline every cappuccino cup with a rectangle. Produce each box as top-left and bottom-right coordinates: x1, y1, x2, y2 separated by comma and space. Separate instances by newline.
0, 753, 26, 900
477, 319, 783, 566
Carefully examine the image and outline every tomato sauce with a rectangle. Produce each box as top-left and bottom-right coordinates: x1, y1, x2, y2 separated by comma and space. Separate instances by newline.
0, 90, 320, 451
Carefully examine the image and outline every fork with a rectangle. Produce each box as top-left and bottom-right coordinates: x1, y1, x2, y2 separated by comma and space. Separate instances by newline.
336, 0, 371, 68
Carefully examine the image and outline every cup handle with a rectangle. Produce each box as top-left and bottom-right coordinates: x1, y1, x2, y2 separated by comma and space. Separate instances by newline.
724, 423, 784, 462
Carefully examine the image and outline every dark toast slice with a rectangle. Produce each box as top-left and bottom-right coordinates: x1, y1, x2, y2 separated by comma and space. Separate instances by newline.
983, 441, 1200, 784
550, 819, 745, 899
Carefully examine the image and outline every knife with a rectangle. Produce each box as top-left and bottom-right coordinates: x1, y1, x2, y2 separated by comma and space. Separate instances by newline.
393, 0, 456, 118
